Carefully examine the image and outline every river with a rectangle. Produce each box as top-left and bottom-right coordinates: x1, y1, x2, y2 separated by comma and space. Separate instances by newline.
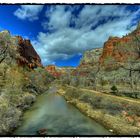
14, 86, 112, 135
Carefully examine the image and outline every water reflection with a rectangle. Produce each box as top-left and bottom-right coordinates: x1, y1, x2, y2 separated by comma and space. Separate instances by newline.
14, 87, 111, 135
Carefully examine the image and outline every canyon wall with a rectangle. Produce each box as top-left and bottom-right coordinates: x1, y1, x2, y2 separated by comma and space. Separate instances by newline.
60, 23, 140, 98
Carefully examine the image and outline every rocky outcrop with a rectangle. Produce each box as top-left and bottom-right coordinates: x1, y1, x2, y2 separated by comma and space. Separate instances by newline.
63, 23, 140, 94
45, 65, 56, 72
45, 65, 75, 78
0, 30, 54, 135
80, 48, 103, 66
45, 65, 61, 78
16, 36, 42, 69
72, 48, 103, 77
37, 128, 47, 135
99, 25, 140, 68
0, 30, 42, 69
75, 23, 140, 72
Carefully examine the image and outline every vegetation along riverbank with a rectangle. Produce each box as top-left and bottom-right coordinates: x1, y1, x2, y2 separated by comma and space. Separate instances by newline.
57, 85, 140, 135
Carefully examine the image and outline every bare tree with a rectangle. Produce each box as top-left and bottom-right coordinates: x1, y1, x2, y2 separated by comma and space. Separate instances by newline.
89, 62, 100, 90
0, 45, 8, 63
113, 26, 140, 97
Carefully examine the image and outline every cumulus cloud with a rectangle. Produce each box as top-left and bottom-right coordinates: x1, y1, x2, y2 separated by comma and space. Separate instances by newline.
42, 5, 72, 31
33, 5, 140, 65
74, 5, 129, 28
14, 5, 44, 21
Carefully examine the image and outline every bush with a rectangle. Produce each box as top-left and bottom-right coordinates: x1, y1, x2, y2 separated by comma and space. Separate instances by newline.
79, 94, 91, 103
111, 85, 118, 94
24, 67, 55, 94
65, 87, 82, 99
23, 93, 36, 105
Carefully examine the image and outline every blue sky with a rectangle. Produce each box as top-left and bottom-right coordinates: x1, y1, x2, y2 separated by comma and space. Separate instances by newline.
0, 4, 140, 67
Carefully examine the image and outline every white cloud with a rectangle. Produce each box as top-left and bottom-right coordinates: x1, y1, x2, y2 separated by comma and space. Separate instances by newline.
33, 5, 140, 65
14, 5, 44, 21
42, 5, 71, 31
74, 5, 137, 29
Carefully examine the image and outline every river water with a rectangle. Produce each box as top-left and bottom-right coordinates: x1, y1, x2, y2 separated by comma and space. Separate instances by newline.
14, 87, 112, 135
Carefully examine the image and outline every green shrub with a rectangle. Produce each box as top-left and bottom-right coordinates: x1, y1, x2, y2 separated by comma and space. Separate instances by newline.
111, 85, 118, 93
24, 67, 55, 94
65, 87, 82, 99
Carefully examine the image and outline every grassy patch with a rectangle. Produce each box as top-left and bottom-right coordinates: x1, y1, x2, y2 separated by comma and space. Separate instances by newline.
59, 85, 140, 135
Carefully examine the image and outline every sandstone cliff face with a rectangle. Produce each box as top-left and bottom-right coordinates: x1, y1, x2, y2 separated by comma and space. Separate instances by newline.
0, 31, 42, 69
72, 48, 103, 77
99, 26, 140, 68
16, 36, 42, 69
80, 48, 103, 67
65, 23, 140, 94
0, 30, 54, 134
99, 36, 135, 65
45, 65, 75, 78
45, 65, 61, 78
77, 23, 140, 72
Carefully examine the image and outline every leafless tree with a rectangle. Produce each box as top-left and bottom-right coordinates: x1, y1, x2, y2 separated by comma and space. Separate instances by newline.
115, 27, 140, 97
0, 45, 8, 63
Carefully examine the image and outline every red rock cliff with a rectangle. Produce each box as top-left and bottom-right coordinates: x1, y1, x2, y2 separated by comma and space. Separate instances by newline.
76, 23, 140, 74
99, 26, 140, 66
16, 36, 42, 68
45, 65, 61, 78
99, 36, 131, 64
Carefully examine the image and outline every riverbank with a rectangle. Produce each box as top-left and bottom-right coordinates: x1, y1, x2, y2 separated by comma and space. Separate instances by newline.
6, 89, 51, 135
57, 85, 140, 135
14, 86, 111, 135
0, 92, 36, 135
0, 65, 54, 135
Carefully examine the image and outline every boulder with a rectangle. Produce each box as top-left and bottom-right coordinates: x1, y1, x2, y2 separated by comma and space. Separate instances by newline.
37, 128, 47, 135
